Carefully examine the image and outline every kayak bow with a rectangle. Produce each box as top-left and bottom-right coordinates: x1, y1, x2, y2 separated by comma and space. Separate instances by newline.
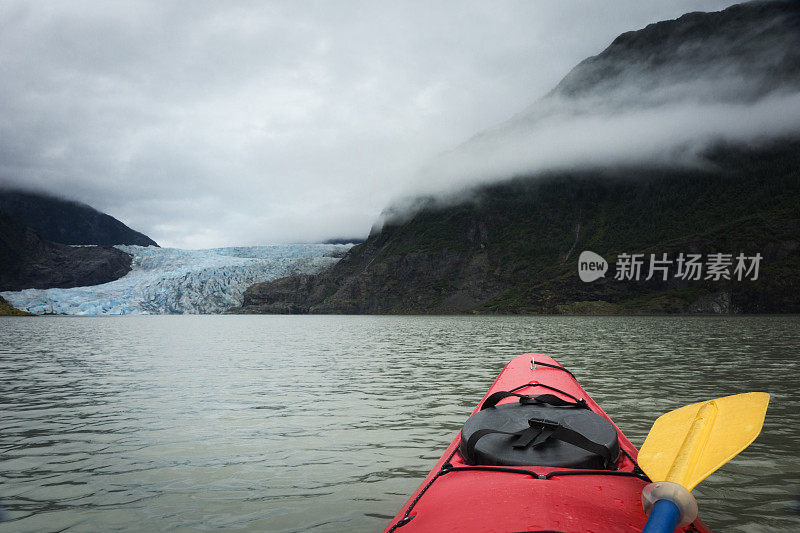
386, 353, 716, 533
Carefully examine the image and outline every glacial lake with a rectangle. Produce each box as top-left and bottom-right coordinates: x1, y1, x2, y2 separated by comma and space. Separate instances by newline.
1, 315, 798, 532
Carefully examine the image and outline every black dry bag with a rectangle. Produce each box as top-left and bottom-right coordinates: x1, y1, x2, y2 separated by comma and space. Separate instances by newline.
459, 391, 620, 469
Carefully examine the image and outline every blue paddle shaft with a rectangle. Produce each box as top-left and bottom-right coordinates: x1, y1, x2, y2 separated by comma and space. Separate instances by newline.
641, 499, 681, 533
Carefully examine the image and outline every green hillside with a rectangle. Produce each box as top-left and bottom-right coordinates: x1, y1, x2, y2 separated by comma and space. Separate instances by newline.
237, 142, 800, 314
0, 295, 34, 316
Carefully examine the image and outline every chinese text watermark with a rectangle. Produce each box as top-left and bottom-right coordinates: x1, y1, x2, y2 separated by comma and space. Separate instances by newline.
579, 251, 762, 282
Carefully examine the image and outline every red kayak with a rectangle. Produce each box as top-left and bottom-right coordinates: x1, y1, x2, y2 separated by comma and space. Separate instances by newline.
385, 354, 711, 532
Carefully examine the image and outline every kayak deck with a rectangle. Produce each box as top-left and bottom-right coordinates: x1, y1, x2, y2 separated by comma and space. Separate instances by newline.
385, 354, 711, 533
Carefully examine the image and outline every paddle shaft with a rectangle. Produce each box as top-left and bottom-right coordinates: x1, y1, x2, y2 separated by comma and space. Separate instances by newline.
641, 500, 681, 533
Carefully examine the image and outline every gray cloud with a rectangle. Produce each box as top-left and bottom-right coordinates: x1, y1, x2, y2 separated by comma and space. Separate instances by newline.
0, 0, 740, 247
412, 92, 800, 198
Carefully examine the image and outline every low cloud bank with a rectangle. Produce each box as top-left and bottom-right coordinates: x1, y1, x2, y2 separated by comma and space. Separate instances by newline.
403, 2, 800, 200
410, 90, 800, 197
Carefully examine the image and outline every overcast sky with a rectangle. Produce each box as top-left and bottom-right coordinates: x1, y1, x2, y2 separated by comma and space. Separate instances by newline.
0, 1, 741, 248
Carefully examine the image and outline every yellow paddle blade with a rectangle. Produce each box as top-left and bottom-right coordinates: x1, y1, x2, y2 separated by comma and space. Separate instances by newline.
638, 392, 769, 491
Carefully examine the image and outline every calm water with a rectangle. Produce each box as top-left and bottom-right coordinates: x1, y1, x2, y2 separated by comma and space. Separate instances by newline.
1, 315, 798, 532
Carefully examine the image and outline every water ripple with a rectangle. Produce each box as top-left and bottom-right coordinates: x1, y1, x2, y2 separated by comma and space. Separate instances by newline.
1, 315, 798, 531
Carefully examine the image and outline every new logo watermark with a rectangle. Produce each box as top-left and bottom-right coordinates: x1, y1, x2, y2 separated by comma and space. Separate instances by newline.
578, 251, 608, 282
578, 252, 762, 282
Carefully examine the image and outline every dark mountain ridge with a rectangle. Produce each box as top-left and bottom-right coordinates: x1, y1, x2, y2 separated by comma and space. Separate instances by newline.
549, 0, 800, 103
0, 190, 158, 247
431, 0, 800, 191
0, 211, 133, 292
235, 1, 800, 315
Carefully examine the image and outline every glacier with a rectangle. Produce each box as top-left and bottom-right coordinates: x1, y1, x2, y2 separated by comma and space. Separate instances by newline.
1, 244, 352, 315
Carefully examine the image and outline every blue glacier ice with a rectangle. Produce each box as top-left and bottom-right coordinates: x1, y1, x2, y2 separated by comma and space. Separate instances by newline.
1, 244, 351, 315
